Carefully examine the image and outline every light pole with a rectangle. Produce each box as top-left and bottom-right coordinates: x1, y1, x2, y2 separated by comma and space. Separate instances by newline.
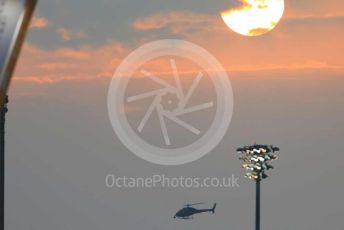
0, 1, 37, 229
0, 95, 7, 230
236, 144, 280, 230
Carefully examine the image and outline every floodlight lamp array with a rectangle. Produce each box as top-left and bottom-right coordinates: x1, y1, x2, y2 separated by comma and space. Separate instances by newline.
236, 145, 280, 181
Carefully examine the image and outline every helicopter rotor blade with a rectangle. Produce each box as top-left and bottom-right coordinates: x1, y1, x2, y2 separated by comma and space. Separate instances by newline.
185, 202, 204, 206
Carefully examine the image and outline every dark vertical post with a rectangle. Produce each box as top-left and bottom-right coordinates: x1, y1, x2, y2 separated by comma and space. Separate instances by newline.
255, 179, 261, 230
0, 95, 7, 230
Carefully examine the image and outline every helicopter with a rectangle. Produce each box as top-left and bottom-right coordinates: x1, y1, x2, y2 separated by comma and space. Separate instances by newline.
173, 203, 217, 219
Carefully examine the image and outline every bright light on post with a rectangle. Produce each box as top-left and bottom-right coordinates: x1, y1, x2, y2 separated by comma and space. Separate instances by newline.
236, 144, 280, 181
236, 144, 280, 230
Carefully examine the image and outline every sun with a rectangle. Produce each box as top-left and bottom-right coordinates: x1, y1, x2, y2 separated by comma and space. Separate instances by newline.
221, 0, 284, 36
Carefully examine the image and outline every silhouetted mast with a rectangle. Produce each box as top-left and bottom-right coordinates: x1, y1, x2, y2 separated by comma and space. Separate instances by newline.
0, 96, 7, 230
236, 144, 280, 230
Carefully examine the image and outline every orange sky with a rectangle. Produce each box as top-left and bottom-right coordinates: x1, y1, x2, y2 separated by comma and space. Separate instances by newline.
13, 1, 344, 86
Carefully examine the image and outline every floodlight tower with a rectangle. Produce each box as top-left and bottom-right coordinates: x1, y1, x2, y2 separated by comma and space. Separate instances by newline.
236, 144, 280, 230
